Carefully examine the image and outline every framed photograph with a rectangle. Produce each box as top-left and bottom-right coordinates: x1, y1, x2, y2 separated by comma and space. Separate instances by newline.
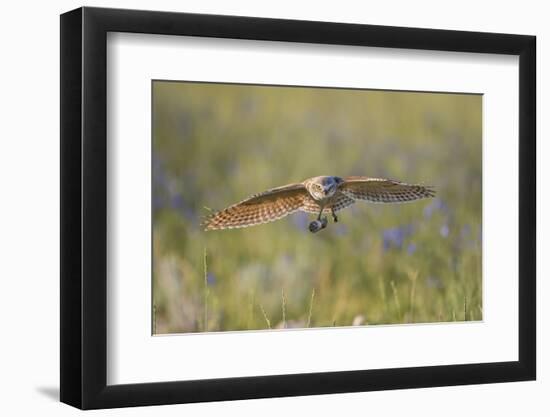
60, 6, 536, 409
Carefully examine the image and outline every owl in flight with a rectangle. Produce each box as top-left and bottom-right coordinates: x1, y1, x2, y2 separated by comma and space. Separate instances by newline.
203, 176, 435, 233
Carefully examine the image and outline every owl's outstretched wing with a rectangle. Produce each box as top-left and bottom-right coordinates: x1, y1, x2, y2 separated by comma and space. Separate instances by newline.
339, 176, 435, 203
203, 183, 309, 230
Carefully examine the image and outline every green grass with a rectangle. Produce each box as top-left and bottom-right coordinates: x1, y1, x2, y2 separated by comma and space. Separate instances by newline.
152, 81, 482, 334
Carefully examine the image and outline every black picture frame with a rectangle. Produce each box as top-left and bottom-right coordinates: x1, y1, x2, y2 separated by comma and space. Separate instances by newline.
60, 6, 536, 410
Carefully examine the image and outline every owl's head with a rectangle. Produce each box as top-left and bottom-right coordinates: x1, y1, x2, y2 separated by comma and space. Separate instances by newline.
308, 176, 343, 200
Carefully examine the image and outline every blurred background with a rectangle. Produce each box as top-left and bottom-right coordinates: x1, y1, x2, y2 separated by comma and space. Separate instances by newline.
152, 81, 482, 334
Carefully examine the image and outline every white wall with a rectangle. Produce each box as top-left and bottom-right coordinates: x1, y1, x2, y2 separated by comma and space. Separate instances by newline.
0, 1, 545, 415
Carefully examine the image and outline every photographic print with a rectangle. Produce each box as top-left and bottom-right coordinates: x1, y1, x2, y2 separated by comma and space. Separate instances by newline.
152, 81, 482, 334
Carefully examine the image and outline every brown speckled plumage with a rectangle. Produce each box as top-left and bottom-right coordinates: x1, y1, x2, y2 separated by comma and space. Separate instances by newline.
203, 176, 435, 231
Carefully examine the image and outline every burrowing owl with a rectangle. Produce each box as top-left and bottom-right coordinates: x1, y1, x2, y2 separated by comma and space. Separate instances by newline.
203, 176, 435, 233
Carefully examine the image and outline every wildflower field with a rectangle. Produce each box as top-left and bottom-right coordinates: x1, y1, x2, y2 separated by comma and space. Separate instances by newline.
152, 81, 482, 333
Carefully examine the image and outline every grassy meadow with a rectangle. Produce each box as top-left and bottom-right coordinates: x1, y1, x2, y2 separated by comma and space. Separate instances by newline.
152, 81, 482, 334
